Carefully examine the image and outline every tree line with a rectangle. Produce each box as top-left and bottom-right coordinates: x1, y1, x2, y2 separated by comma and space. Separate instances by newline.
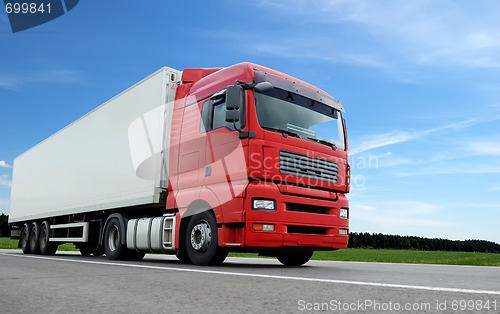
0, 214, 9, 237
1, 214, 499, 253
348, 232, 500, 253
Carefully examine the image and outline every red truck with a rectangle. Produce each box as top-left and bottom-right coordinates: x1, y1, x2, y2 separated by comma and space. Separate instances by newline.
9, 62, 350, 266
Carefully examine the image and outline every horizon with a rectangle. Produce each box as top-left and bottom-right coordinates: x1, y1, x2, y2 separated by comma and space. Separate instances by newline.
1, 1, 499, 243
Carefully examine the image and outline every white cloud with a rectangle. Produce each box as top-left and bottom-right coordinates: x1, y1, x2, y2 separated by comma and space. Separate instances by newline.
0, 197, 9, 215
391, 161, 500, 177
463, 202, 500, 210
0, 175, 11, 188
352, 200, 452, 229
491, 186, 500, 191
0, 69, 82, 91
254, 0, 500, 74
246, 39, 391, 71
350, 131, 416, 155
350, 116, 500, 155
0, 160, 12, 168
467, 141, 500, 156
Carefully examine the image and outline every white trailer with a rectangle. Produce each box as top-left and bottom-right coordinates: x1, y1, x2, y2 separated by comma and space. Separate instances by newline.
9, 67, 181, 253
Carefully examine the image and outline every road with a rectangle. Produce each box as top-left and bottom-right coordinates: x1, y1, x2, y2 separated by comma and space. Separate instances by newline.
0, 249, 499, 313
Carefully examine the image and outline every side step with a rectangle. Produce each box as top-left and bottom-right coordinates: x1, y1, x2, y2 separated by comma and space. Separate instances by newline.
49, 222, 89, 242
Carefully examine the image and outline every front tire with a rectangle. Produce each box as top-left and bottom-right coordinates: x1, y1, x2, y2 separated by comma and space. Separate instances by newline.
276, 250, 314, 266
175, 247, 190, 263
185, 211, 227, 266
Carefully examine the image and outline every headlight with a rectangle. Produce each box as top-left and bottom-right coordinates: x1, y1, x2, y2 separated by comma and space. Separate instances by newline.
252, 199, 276, 211
340, 208, 348, 219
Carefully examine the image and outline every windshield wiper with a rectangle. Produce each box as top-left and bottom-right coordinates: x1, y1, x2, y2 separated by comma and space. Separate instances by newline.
262, 126, 300, 138
307, 137, 337, 150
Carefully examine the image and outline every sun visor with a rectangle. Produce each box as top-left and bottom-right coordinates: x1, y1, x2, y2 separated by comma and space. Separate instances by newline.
254, 71, 344, 112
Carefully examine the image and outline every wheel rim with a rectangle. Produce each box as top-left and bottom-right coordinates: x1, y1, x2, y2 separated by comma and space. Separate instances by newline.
190, 220, 212, 253
108, 225, 119, 252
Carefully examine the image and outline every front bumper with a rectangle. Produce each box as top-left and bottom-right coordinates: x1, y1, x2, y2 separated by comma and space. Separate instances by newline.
244, 181, 349, 249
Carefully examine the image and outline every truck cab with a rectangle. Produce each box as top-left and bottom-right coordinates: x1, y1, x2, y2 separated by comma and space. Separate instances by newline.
167, 63, 350, 265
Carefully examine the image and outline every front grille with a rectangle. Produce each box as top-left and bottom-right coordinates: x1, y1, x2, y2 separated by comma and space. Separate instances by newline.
286, 203, 329, 214
287, 225, 327, 235
280, 150, 338, 183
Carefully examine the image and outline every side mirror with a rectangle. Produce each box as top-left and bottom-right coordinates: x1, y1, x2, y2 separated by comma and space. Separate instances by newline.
225, 84, 244, 125
226, 85, 244, 110
225, 109, 240, 123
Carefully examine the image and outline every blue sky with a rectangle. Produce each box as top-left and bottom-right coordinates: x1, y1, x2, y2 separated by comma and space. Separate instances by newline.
1, 1, 499, 243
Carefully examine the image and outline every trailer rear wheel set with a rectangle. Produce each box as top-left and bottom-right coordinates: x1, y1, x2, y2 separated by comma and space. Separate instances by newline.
16, 211, 314, 266
19, 221, 59, 256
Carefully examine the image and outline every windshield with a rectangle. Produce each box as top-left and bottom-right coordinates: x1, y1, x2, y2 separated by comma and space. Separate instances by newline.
255, 88, 345, 150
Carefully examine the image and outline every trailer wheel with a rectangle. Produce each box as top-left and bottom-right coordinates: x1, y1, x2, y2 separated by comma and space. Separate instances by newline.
39, 221, 58, 255
28, 222, 40, 254
104, 218, 128, 260
276, 250, 314, 266
185, 211, 227, 266
19, 223, 31, 254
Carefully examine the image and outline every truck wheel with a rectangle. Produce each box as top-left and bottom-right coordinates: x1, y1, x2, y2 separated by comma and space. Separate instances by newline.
175, 248, 190, 263
276, 251, 314, 266
39, 221, 58, 255
19, 223, 31, 254
185, 211, 227, 266
104, 218, 128, 260
29, 222, 40, 254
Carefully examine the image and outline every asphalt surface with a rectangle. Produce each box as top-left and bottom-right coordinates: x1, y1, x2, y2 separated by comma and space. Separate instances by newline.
1, 249, 499, 313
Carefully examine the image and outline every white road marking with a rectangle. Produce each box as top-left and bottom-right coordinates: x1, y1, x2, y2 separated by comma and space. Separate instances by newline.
1, 252, 499, 296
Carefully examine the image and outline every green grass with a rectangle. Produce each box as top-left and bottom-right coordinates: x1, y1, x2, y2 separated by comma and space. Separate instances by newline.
312, 249, 500, 266
0, 237, 77, 251
1, 237, 498, 266
230, 249, 500, 266
0, 237, 19, 249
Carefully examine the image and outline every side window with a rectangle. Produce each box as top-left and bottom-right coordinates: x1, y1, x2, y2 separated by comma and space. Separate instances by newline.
200, 99, 237, 133
212, 101, 235, 131
200, 100, 210, 133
